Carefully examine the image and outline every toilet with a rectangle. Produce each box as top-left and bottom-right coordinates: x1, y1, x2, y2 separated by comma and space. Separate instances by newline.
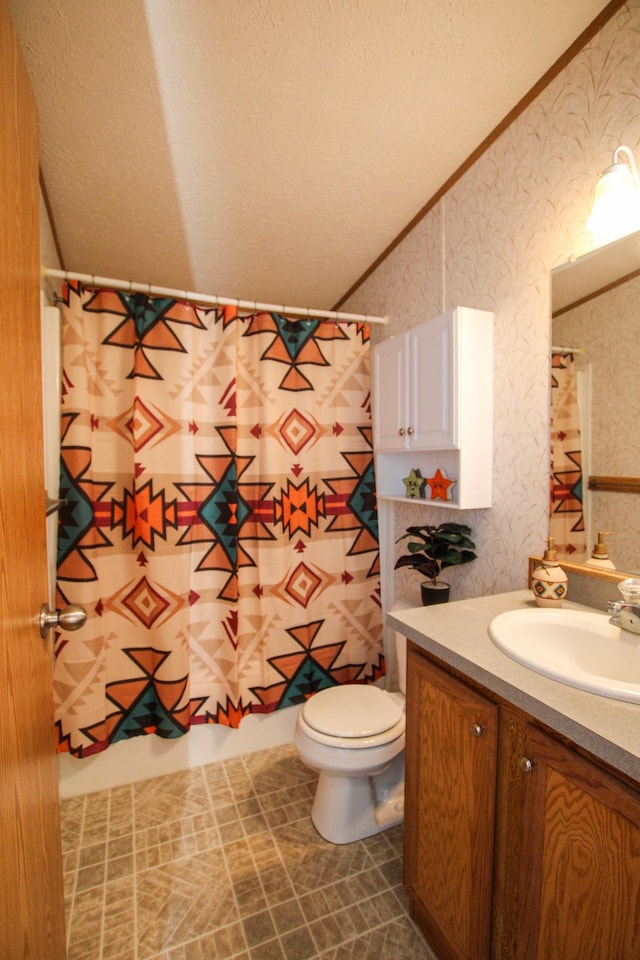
294, 620, 408, 844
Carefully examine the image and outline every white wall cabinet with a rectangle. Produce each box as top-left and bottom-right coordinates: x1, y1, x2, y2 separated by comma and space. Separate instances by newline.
372, 306, 493, 510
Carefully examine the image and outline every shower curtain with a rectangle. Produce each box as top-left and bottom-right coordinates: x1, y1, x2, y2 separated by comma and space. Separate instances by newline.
549, 351, 586, 560
54, 282, 383, 757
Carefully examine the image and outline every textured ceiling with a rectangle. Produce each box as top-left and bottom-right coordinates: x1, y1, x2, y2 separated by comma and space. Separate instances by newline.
10, 0, 611, 309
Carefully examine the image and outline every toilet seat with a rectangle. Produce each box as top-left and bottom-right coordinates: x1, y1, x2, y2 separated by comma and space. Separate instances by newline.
297, 711, 405, 750
300, 685, 405, 748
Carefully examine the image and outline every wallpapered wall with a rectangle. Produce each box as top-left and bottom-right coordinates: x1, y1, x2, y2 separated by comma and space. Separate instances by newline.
344, 0, 640, 605
555, 273, 640, 574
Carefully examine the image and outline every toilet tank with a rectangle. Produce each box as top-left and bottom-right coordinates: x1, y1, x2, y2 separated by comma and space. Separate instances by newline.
390, 601, 412, 695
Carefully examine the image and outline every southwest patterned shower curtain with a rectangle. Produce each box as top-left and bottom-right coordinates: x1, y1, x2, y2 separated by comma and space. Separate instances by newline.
54, 283, 383, 757
549, 351, 586, 561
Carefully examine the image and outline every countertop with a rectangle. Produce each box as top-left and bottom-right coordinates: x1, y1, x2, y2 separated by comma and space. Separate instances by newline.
388, 589, 640, 783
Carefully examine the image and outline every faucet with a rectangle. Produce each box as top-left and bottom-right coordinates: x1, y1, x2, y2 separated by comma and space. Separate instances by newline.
608, 578, 640, 634
608, 601, 640, 635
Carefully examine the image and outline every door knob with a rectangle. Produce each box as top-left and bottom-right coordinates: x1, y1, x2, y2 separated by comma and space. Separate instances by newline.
39, 603, 87, 639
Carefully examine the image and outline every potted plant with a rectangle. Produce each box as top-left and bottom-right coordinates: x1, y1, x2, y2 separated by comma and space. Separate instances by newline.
394, 522, 477, 605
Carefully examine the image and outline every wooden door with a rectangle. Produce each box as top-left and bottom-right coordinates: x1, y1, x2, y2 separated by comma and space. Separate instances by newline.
494, 712, 640, 960
404, 647, 498, 960
0, 2, 67, 957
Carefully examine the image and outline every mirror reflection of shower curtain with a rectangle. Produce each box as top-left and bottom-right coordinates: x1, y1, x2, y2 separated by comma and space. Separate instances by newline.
550, 351, 589, 562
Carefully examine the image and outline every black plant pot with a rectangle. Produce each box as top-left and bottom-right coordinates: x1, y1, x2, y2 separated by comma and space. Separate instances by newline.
420, 581, 450, 606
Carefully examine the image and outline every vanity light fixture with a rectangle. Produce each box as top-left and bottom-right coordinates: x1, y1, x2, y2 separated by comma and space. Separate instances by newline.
587, 144, 640, 247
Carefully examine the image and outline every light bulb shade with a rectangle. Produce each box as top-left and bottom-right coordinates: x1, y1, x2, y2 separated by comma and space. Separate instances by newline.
587, 155, 640, 246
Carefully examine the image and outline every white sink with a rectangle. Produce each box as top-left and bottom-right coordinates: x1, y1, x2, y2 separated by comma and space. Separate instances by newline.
488, 607, 640, 703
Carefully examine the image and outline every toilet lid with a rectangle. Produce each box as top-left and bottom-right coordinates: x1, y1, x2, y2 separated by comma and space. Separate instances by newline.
302, 685, 404, 738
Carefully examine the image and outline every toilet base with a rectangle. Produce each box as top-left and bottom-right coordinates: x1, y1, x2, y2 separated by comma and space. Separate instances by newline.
371, 751, 405, 828
311, 752, 405, 844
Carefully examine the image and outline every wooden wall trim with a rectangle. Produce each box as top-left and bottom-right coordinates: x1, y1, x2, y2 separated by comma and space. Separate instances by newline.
333, 0, 628, 310
39, 167, 65, 270
552, 266, 640, 317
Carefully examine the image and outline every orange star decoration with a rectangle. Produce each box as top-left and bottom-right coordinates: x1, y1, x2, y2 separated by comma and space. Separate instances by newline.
426, 468, 456, 502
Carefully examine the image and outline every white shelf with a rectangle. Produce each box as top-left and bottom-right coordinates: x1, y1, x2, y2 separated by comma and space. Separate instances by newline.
378, 494, 461, 509
371, 306, 493, 511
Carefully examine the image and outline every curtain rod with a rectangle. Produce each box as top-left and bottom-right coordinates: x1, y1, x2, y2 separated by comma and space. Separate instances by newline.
42, 267, 389, 326
551, 345, 584, 354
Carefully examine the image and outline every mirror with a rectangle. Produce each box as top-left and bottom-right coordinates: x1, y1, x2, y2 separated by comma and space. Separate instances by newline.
551, 229, 640, 577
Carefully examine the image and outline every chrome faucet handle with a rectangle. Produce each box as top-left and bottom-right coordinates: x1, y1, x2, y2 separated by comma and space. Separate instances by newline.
618, 578, 640, 604
608, 600, 640, 613
608, 601, 640, 635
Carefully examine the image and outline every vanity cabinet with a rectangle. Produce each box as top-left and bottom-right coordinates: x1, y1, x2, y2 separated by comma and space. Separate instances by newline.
492, 710, 640, 960
371, 306, 493, 509
405, 644, 640, 960
404, 648, 498, 960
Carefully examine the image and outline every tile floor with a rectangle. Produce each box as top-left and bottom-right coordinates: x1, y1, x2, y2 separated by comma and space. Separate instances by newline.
60, 743, 438, 959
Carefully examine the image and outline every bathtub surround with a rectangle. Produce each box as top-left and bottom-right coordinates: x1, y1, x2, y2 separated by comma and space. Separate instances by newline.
343, 1, 640, 605
57, 702, 301, 799
56, 283, 382, 758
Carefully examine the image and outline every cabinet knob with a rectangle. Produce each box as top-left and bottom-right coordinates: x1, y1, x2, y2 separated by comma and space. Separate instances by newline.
407, 426, 414, 436
470, 722, 483, 738
518, 756, 533, 774
398, 427, 405, 436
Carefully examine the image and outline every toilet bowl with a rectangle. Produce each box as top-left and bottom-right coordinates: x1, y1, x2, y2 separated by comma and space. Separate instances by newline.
294, 611, 409, 844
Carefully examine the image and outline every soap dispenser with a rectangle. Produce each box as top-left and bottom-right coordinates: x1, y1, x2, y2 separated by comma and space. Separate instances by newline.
586, 531, 616, 569
532, 537, 568, 607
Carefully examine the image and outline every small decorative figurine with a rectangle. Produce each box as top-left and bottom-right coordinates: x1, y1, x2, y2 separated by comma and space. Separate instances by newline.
403, 468, 426, 498
425, 467, 455, 502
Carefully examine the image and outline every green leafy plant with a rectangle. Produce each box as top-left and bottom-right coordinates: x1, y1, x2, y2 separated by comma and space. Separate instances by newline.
394, 522, 477, 585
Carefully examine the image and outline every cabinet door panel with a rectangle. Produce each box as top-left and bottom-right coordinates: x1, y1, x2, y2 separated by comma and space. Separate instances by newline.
372, 334, 409, 450
410, 312, 455, 448
510, 722, 640, 960
405, 651, 497, 960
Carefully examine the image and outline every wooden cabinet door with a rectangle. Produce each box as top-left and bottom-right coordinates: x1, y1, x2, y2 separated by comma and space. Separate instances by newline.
0, 2, 67, 957
404, 649, 498, 960
494, 714, 640, 960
